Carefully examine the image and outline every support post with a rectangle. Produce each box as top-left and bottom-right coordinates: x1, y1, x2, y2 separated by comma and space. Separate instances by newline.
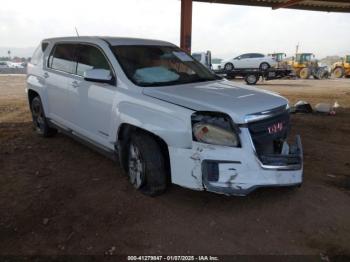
180, 0, 193, 53
272, 0, 303, 10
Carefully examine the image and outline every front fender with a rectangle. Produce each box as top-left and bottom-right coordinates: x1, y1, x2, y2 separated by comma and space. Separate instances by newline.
116, 101, 193, 148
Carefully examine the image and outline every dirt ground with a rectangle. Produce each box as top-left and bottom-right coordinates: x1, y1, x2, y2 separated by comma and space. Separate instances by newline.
1, 75, 350, 256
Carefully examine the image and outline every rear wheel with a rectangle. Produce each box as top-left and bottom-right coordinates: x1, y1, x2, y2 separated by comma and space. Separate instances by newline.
299, 68, 310, 79
127, 132, 167, 196
224, 63, 234, 71
333, 67, 344, 78
31, 96, 57, 137
259, 62, 270, 71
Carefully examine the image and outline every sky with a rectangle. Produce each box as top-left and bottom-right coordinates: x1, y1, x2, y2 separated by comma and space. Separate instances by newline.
0, 0, 349, 59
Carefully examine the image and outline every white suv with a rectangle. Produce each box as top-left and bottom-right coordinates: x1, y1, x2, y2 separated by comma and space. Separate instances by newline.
221, 53, 276, 71
27, 37, 303, 196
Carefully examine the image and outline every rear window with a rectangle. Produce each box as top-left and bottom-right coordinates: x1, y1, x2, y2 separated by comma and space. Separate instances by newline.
48, 44, 78, 74
31, 42, 49, 65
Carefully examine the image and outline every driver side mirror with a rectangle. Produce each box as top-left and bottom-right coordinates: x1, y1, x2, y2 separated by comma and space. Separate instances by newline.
84, 69, 113, 84
235, 57, 241, 60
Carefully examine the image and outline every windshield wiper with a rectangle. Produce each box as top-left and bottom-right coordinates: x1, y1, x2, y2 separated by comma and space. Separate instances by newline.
138, 79, 184, 87
138, 76, 218, 87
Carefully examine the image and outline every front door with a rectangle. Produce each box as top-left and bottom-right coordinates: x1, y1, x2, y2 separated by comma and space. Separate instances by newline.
237, 54, 250, 68
66, 43, 116, 149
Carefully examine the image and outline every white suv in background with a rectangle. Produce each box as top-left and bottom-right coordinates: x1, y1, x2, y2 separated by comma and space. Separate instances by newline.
26, 37, 303, 196
221, 53, 277, 71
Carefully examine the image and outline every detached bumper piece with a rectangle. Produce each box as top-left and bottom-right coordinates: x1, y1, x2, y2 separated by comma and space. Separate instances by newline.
202, 160, 257, 196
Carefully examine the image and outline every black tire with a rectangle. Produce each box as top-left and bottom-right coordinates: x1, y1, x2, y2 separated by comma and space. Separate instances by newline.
224, 63, 234, 72
245, 74, 259, 85
30, 96, 57, 137
259, 62, 270, 71
127, 132, 167, 196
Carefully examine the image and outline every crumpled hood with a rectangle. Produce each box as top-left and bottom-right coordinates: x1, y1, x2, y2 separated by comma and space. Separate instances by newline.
143, 80, 288, 124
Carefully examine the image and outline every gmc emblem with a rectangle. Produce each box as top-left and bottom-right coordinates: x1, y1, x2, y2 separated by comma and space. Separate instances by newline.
268, 122, 284, 134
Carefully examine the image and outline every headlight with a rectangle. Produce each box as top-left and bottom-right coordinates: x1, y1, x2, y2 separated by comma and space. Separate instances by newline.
192, 112, 240, 147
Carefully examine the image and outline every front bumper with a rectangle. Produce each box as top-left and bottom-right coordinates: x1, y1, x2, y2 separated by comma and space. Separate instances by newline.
168, 128, 303, 196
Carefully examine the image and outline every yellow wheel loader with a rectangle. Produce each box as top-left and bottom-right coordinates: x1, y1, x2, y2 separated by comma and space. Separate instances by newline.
289, 53, 329, 79
269, 53, 289, 69
332, 55, 350, 78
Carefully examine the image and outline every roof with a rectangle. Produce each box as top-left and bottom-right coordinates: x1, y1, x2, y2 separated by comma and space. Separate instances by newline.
103, 37, 175, 47
193, 0, 350, 13
42, 36, 175, 46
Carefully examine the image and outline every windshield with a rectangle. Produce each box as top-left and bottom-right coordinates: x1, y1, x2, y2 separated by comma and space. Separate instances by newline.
111, 45, 219, 87
296, 54, 311, 62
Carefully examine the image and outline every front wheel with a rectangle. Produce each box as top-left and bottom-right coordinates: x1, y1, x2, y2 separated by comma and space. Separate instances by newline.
299, 68, 311, 79
31, 96, 57, 137
127, 132, 167, 196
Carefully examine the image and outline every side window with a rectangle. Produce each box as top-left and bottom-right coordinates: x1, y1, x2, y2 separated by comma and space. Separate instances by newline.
240, 54, 249, 59
48, 44, 78, 74
254, 53, 264, 58
31, 42, 49, 65
76, 45, 111, 77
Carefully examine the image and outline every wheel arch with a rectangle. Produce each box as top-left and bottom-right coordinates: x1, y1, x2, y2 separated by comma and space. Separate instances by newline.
260, 62, 270, 69
116, 123, 171, 181
27, 89, 40, 106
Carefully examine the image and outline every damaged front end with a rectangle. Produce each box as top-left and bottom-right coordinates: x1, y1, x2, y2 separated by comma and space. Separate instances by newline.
247, 108, 303, 171
189, 107, 303, 196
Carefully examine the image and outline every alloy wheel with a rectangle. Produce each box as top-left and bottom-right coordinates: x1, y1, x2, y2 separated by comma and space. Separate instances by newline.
128, 143, 145, 189
32, 101, 45, 131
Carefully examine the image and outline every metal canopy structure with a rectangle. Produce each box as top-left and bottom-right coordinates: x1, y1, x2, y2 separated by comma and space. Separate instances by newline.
180, 0, 350, 52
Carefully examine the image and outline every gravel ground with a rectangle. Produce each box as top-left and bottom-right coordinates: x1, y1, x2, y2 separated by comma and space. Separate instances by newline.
1, 75, 350, 256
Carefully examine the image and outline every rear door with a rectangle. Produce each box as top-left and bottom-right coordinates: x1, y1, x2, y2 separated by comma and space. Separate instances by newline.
66, 43, 116, 148
46, 43, 78, 125
256, 53, 267, 66
248, 53, 262, 68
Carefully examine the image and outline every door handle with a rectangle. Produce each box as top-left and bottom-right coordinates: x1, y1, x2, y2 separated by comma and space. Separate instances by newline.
43, 72, 49, 78
72, 81, 79, 88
